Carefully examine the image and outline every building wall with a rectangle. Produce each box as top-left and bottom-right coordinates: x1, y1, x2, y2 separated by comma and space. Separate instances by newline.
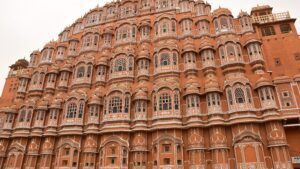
0, 1, 299, 169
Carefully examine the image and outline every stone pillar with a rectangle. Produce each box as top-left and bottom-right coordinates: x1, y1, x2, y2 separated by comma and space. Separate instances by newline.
209, 126, 229, 169
265, 121, 293, 169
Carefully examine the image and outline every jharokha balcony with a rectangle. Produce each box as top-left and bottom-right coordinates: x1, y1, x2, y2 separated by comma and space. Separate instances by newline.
102, 113, 130, 122
108, 71, 134, 81
252, 12, 291, 24
71, 77, 92, 88
152, 110, 181, 120
154, 65, 179, 76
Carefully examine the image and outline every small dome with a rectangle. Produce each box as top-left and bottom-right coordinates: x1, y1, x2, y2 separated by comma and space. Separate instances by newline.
43, 41, 56, 49
133, 89, 148, 101
50, 98, 63, 109
184, 77, 200, 96
61, 63, 72, 72
213, 8, 232, 18
0, 104, 18, 113
103, 27, 114, 34
238, 11, 250, 18
19, 69, 31, 79
182, 40, 196, 54
137, 48, 150, 60
88, 94, 101, 105
254, 76, 273, 89
204, 78, 221, 93
48, 66, 59, 74
195, 0, 205, 5
101, 50, 110, 58
37, 99, 48, 110
97, 56, 108, 66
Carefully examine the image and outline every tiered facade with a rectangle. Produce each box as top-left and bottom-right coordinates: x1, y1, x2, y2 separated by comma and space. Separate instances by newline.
0, 0, 300, 169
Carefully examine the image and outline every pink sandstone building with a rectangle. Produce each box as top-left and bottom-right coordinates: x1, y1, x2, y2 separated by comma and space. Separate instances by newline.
0, 0, 300, 169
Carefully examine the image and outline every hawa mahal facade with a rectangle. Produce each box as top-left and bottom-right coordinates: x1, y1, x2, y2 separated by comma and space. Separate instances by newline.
0, 0, 300, 169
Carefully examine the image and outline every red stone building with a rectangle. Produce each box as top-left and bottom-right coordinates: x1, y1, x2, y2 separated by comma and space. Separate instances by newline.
0, 0, 300, 169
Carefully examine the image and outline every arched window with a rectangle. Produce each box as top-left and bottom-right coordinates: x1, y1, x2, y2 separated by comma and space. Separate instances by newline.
32, 74, 38, 85
109, 96, 122, 113
162, 22, 168, 33
153, 95, 157, 111
155, 23, 159, 35
174, 94, 179, 110
173, 53, 177, 65
26, 110, 32, 122
219, 46, 225, 59
39, 73, 45, 85
227, 89, 233, 105
78, 102, 84, 118
87, 65, 92, 78
259, 90, 265, 101
220, 17, 228, 29
93, 35, 99, 46
161, 53, 170, 66
159, 93, 172, 110
67, 103, 77, 118
237, 45, 242, 57
83, 35, 92, 47
42, 50, 48, 61
19, 109, 26, 122
128, 57, 133, 71
124, 96, 130, 113
77, 66, 85, 78
172, 20, 176, 32
132, 27, 136, 38
226, 44, 235, 56
235, 88, 245, 104
214, 20, 219, 31
115, 58, 127, 72
246, 87, 252, 103
154, 55, 158, 67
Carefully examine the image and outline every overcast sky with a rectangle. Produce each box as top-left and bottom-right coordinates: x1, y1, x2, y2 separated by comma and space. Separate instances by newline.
0, 0, 299, 92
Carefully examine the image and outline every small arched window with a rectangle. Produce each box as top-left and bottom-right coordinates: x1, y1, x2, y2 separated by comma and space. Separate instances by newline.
227, 44, 235, 56
246, 87, 252, 103
93, 35, 99, 46
132, 27, 136, 38
227, 89, 233, 105
124, 96, 130, 113
77, 66, 85, 78
128, 57, 133, 71
115, 58, 127, 72
161, 53, 170, 66
109, 96, 122, 113
219, 46, 225, 59
39, 73, 45, 85
235, 88, 245, 104
220, 17, 228, 28
153, 95, 157, 111
26, 110, 32, 122
87, 65, 92, 78
162, 22, 168, 33
174, 93, 179, 110
159, 93, 172, 110
214, 19, 219, 31
173, 53, 177, 65
78, 102, 84, 118
172, 20, 176, 32
19, 109, 26, 122
32, 74, 38, 85
67, 102, 77, 118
